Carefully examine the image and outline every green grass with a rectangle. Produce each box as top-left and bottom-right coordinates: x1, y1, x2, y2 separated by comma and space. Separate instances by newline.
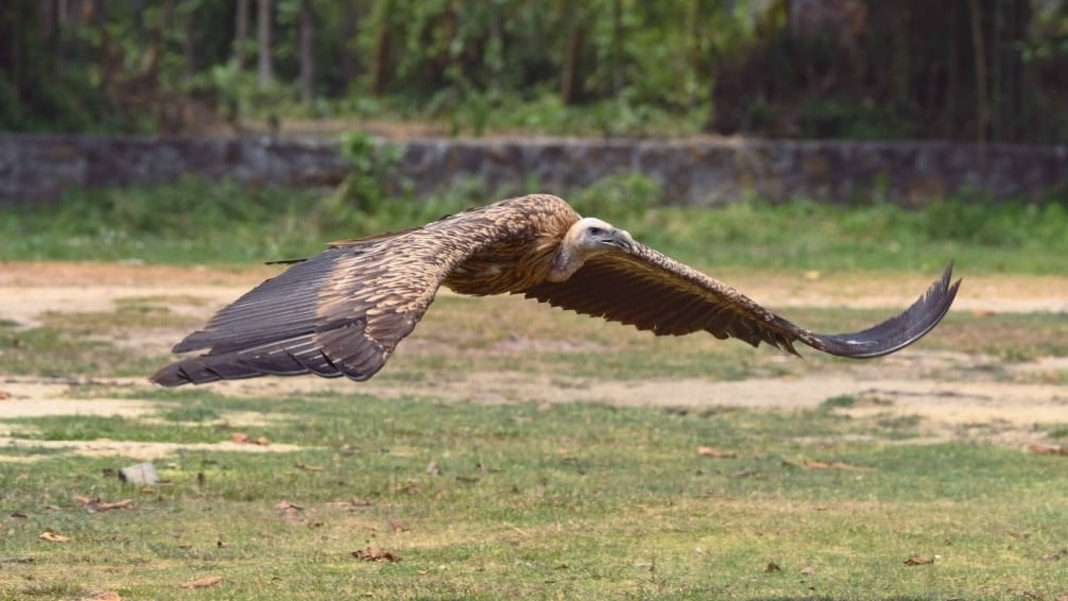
3, 175, 1068, 274
2, 176, 1067, 599
1, 393, 1066, 600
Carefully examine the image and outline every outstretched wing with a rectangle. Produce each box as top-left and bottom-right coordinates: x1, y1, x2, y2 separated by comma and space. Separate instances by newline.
152, 219, 499, 387
522, 244, 959, 358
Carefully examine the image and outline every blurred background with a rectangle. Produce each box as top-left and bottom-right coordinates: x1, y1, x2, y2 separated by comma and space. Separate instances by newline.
2, 0, 1067, 141
2, 0, 1067, 271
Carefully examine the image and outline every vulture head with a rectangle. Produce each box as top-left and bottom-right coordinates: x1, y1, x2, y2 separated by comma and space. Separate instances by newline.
549, 217, 636, 282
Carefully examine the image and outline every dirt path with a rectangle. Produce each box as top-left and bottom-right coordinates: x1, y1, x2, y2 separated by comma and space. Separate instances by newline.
1, 262, 1066, 458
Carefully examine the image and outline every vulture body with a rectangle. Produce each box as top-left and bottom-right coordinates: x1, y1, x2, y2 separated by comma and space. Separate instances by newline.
152, 194, 960, 387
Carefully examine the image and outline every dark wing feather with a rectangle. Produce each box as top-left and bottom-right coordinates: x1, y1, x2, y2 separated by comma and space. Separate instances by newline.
523, 243, 959, 359
152, 218, 500, 387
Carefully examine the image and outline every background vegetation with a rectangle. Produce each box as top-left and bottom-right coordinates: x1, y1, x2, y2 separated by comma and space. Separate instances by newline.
3, 0, 1067, 141
3, 170, 1067, 275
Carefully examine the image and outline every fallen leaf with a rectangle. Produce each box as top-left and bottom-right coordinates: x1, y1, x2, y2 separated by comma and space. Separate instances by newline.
254, 436, 270, 446
180, 576, 223, 589
80, 498, 134, 513
783, 458, 871, 471
231, 432, 250, 444
274, 500, 302, 511
800, 565, 815, 575
1026, 443, 1068, 456
764, 561, 781, 572
0, 390, 11, 400
80, 591, 121, 601
10, 512, 27, 519
426, 461, 440, 475
387, 519, 408, 533
697, 446, 737, 458
1042, 548, 1066, 561
295, 463, 324, 472
326, 497, 372, 511
352, 546, 400, 562
904, 554, 936, 566
39, 531, 70, 543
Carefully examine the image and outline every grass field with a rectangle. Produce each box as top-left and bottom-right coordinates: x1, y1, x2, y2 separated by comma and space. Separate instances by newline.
1, 181, 1067, 600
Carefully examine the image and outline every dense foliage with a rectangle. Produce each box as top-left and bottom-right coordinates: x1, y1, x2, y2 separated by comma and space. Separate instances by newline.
2, 0, 1066, 141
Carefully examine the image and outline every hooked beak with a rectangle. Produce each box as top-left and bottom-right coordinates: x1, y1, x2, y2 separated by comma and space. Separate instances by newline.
605, 228, 635, 252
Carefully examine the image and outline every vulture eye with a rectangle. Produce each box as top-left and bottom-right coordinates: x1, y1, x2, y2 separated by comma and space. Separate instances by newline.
588, 226, 606, 236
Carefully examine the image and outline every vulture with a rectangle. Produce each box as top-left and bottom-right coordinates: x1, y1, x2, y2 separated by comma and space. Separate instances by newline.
152, 194, 960, 387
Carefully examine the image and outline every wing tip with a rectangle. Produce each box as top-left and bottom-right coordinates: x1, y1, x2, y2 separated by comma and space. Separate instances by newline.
807, 261, 960, 359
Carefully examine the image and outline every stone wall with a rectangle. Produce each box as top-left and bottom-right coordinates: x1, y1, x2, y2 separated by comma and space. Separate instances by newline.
1, 133, 1065, 207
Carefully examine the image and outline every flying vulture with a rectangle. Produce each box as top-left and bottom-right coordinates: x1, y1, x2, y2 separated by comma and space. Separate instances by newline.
152, 194, 960, 387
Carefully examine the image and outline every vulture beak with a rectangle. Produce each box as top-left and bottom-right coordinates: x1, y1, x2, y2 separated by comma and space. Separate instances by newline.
607, 228, 636, 252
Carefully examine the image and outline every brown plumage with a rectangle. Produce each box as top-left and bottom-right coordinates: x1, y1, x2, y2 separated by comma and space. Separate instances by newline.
151, 194, 960, 387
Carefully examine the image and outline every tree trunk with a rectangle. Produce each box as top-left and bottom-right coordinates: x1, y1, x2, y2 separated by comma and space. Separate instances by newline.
371, 0, 392, 96
257, 0, 273, 89
966, 0, 989, 142
182, 0, 196, 84
610, 0, 624, 95
234, 0, 249, 68
560, 22, 584, 105
340, 4, 358, 85
299, 0, 313, 104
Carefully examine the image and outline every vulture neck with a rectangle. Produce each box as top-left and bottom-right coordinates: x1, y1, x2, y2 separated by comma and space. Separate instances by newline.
547, 225, 591, 283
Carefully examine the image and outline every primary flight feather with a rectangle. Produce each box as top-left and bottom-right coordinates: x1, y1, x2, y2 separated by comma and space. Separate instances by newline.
152, 194, 960, 386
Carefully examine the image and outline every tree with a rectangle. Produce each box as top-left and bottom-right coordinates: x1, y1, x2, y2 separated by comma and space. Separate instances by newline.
299, 0, 313, 104
234, 0, 250, 68
257, 0, 273, 89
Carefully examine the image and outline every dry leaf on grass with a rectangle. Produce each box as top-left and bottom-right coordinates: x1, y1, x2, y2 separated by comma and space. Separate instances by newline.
39, 531, 70, 543
1042, 548, 1067, 561
800, 565, 815, 575
697, 446, 737, 458
904, 554, 936, 566
254, 436, 269, 446
274, 500, 302, 511
231, 432, 250, 444
295, 463, 324, 472
180, 576, 223, 589
387, 519, 409, 533
326, 497, 373, 511
80, 591, 121, 601
0, 390, 12, 400
10, 512, 28, 519
76, 497, 133, 513
764, 561, 781, 572
1026, 443, 1068, 456
783, 458, 871, 471
352, 546, 400, 562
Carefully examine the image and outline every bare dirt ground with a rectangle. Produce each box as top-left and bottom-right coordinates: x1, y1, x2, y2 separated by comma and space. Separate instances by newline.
2, 261, 1066, 458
